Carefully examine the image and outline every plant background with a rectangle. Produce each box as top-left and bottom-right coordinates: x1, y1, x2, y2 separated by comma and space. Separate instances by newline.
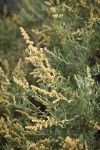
0, 0, 100, 149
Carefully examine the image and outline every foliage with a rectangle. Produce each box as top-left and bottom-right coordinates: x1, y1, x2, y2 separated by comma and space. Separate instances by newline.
0, 0, 100, 149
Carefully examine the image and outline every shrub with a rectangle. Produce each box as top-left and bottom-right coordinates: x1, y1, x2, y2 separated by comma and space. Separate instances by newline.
0, 0, 100, 149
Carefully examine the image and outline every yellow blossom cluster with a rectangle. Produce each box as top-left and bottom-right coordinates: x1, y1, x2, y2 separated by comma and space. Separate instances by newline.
0, 117, 24, 147
31, 85, 71, 104
63, 136, 79, 149
49, 3, 64, 19
63, 136, 88, 149
29, 137, 63, 150
28, 143, 46, 150
52, 14, 63, 19
79, 0, 89, 9
20, 27, 56, 83
0, 67, 10, 86
26, 115, 70, 134
50, 7, 56, 13
13, 76, 29, 89
26, 116, 58, 132
72, 28, 83, 37
62, 2, 74, 13
20, 27, 33, 45
89, 8, 100, 23
0, 67, 11, 102
12, 59, 25, 78
44, 1, 52, 6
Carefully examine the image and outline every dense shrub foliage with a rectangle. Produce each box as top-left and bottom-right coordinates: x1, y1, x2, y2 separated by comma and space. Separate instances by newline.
0, 0, 100, 149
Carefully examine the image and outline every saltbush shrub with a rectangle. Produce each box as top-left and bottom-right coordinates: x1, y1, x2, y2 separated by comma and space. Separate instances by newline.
0, 0, 100, 149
